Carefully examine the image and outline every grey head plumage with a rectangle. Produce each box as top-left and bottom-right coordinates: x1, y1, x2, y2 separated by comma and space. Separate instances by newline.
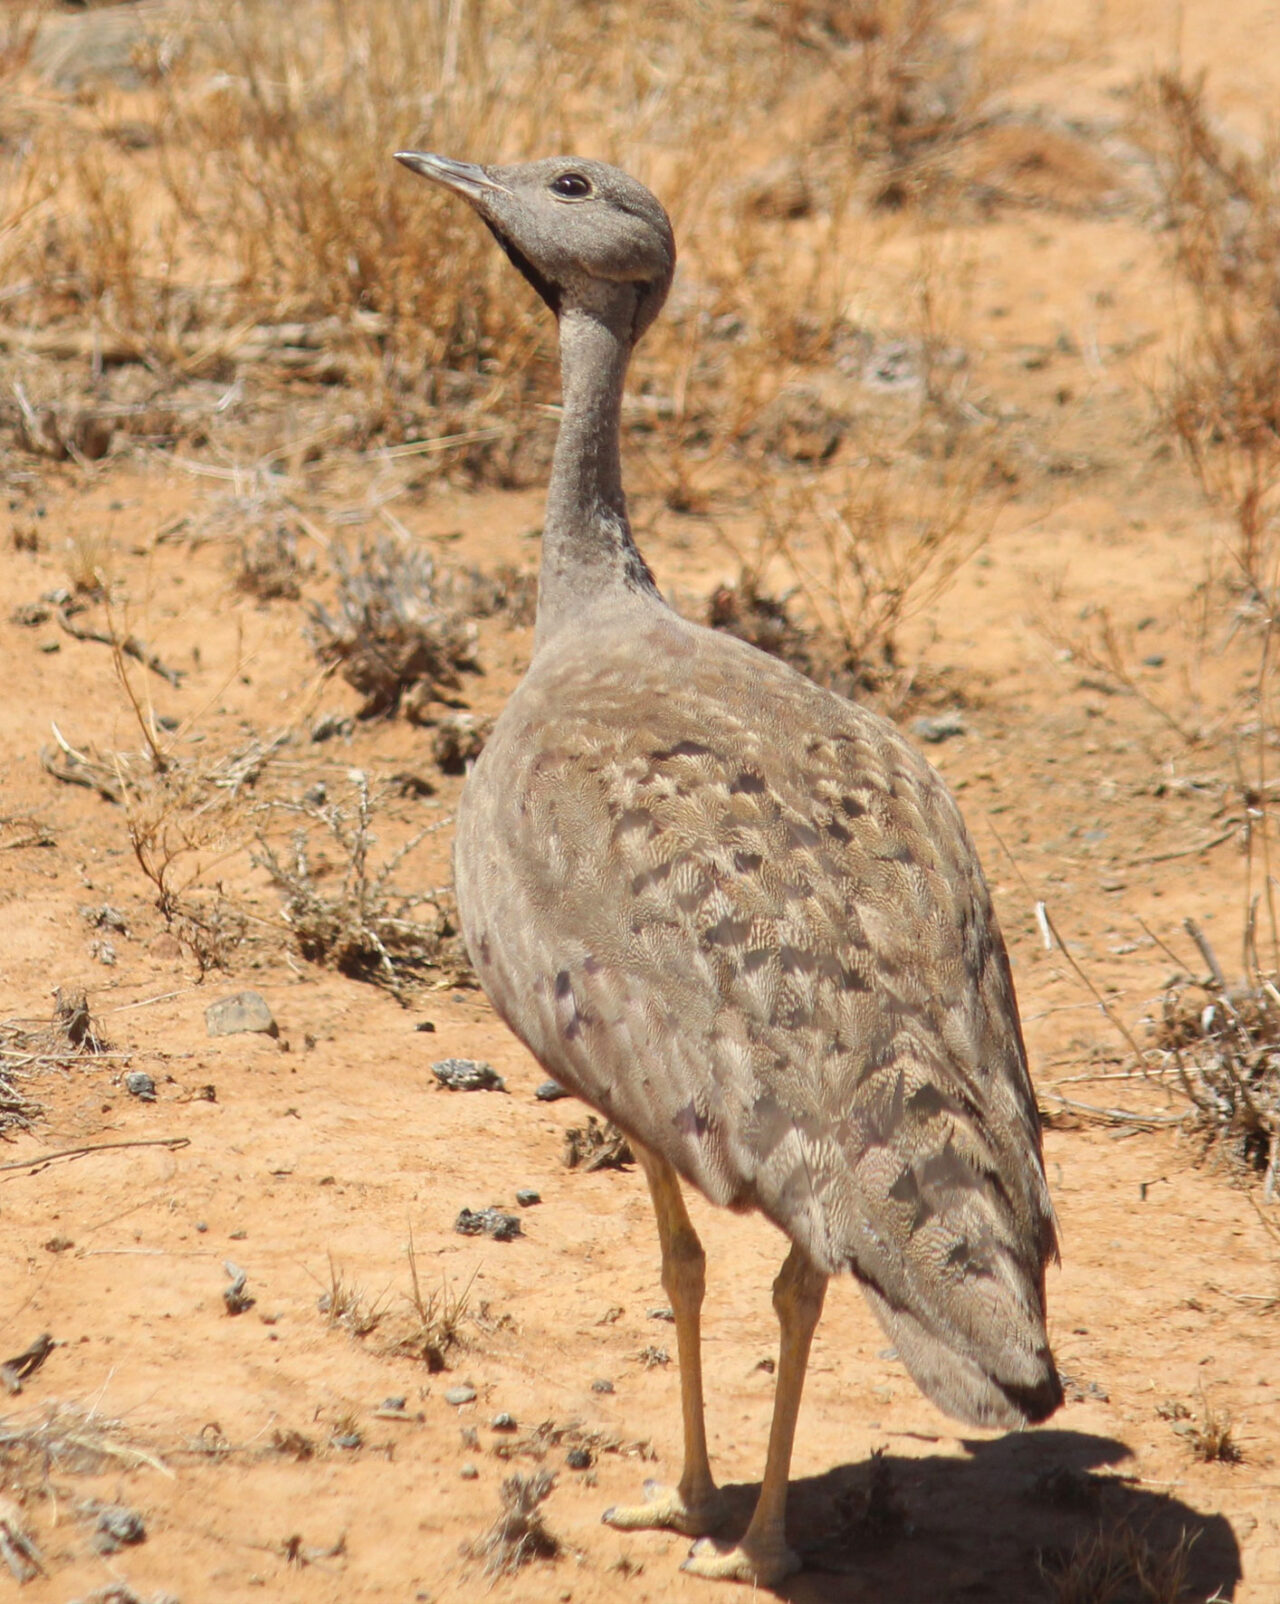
394, 153, 675, 345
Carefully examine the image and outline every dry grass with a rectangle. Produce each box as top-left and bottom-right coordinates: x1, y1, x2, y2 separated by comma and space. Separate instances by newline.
389, 1234, 476, 1372
1144, 72, 1280, 600
1150, 919, 1280, 1200
252, 769, 468, 997
0, 1402, 168, 1495
466, 1468, 559, 1577
0, 989, 117, 1134
317, 1255, 390, 1339
1040, 1520, 1200, 1604
308, 537, 479, 720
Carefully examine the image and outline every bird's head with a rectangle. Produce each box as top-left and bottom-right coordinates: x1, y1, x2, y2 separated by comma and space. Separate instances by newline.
394, 152, 675, 344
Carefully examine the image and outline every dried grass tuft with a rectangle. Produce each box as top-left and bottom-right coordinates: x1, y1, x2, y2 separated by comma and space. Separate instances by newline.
1152, 920, 1280, 1200
308, 538, 478, 720
1142, 71, 1280, 599
253, 770, 469, 998
467, 1468, 559, 1576
1040, 1520, 1200, 1604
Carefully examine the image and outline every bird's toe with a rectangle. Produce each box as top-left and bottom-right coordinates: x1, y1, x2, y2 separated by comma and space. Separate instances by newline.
681, 1533, 801, 1586
602, 1479, 727, 1537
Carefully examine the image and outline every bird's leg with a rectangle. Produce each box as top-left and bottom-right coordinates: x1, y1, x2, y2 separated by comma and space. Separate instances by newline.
602, 1144, 727, 1537
683, 1242, 827, 1585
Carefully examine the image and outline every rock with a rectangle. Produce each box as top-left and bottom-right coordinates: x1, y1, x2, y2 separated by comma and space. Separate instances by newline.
591, 1378, 614, 1395
454, 1207, 521, 1242
491, 1412, 517, 1432
92, 1503, 146, 1554
460, 1462, 479, 1479
911, 711, 967, 744
565, 1446, 591, 1470
515, 1189, 541, 1207
431, 1057, 505, 1092
535, 1080, 569, 1102
124, 1071, 156, 1102
445, 1385, 477, 1406
205, 991, 278, 1038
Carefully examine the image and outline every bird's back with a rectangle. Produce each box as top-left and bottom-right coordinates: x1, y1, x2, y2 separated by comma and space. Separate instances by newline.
455, 595, 1060, 1427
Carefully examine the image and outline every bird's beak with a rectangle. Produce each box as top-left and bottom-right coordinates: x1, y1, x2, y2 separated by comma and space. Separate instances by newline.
393, 151, 510, 200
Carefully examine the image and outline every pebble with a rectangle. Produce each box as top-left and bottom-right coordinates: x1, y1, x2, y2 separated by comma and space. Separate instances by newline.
591, 1379, 614, 1395
382, 1396, 407, 1413
491, 1412, 517, 1432
124, 1071, 157, 1102
455, 1206, 521, 1242
565, 1447, 592, 1470
460, 1462, 479, 1480
911, 711, 967, 744
205, 991, 278, 1038
431, 1057, 505, 1092
515, 1188, 541, 1207
92, 1504, 146, 1553
535, 1080, 569, 1102
445, 1385, 477, 1407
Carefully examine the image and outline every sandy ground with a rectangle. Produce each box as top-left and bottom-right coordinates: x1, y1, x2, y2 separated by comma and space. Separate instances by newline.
3, 3, 1280, 1601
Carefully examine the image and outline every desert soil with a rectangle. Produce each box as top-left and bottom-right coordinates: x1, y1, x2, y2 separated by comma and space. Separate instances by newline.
2, 3, 1279, 1602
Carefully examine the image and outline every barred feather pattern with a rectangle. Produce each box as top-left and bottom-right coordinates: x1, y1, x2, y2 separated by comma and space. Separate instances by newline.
456, 598, 1059, 1429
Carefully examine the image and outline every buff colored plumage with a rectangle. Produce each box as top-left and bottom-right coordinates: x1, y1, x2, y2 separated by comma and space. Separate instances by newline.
395, 149, 1061, 1585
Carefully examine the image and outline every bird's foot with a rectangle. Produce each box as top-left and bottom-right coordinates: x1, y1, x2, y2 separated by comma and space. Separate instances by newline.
602, 1478, 727, 1537
681, 1533, 801, 1586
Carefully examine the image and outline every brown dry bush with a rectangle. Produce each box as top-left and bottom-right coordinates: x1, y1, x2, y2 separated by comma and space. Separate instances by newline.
1151, 920, 1280, 1201
308, 536, 479, 719
1143, 72, 1280, 599
467, 1468, 559, 1577
252, 769, 468, 998
1040, 1520, 1199, 1604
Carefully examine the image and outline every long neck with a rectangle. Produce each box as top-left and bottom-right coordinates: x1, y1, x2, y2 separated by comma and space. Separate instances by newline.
534, 305, 659, 651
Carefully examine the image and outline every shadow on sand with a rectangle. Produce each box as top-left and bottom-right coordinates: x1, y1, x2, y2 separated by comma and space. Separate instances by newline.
709, 1428, 1240, 1601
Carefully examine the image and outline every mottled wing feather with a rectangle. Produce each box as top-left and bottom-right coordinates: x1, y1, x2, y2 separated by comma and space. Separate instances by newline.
456, 608, 1058, 1425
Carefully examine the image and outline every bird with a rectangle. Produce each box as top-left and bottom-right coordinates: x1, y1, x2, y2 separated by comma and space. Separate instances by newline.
394, 149, 1062, 1586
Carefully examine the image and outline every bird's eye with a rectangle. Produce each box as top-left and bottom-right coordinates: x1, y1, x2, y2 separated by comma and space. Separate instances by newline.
551, 172, 592, 199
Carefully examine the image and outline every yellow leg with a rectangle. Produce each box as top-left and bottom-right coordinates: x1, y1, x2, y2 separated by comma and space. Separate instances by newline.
602, 1143, 727, 1537
683, 1242, 827, 1585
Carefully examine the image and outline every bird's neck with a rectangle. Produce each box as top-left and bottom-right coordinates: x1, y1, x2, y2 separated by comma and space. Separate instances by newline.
535, 306, 659, 651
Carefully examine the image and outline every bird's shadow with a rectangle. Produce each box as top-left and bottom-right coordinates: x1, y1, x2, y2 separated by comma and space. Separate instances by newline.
713, 1428, 1241, 1602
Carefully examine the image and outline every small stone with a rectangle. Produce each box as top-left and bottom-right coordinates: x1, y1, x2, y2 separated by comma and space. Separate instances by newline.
535, 1079, 569, 1101
205, 990, 278, 1038
311, 711, 354, 743
591, 1378, 614, 1395
302, 781, 328, 806
92, 1503, 146, 1553
382, 1396, 407, 1413
491, 1412, 517, 1432
431, 1057, 505, 1092
647, 1305, 675, 1322
1142, 654, 1166, 668
195, 1221, 208, 1233
460, 1462, 479, 1479
445, 1385, 477, 1407
910, 711, 967, 744
565, 1446, 592, 1470
515, 1189, 541, 1207
460, 1426, 480, 1449
455, 1207, 521, 1242
124, 1071, 157, 1102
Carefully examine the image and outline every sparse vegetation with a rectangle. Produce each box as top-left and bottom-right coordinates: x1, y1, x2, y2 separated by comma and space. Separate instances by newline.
252, 769, 469, 997
391, 1234, 476, 1371
308, 538, 479, 720
317, 1255, 389, 1338
1041, 1520, 1200, 1604
1145, 72, 1280, 601
466, 1468, 559, 1576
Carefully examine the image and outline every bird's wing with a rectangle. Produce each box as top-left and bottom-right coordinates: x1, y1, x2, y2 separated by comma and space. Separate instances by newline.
456, 620, 1057, 1420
